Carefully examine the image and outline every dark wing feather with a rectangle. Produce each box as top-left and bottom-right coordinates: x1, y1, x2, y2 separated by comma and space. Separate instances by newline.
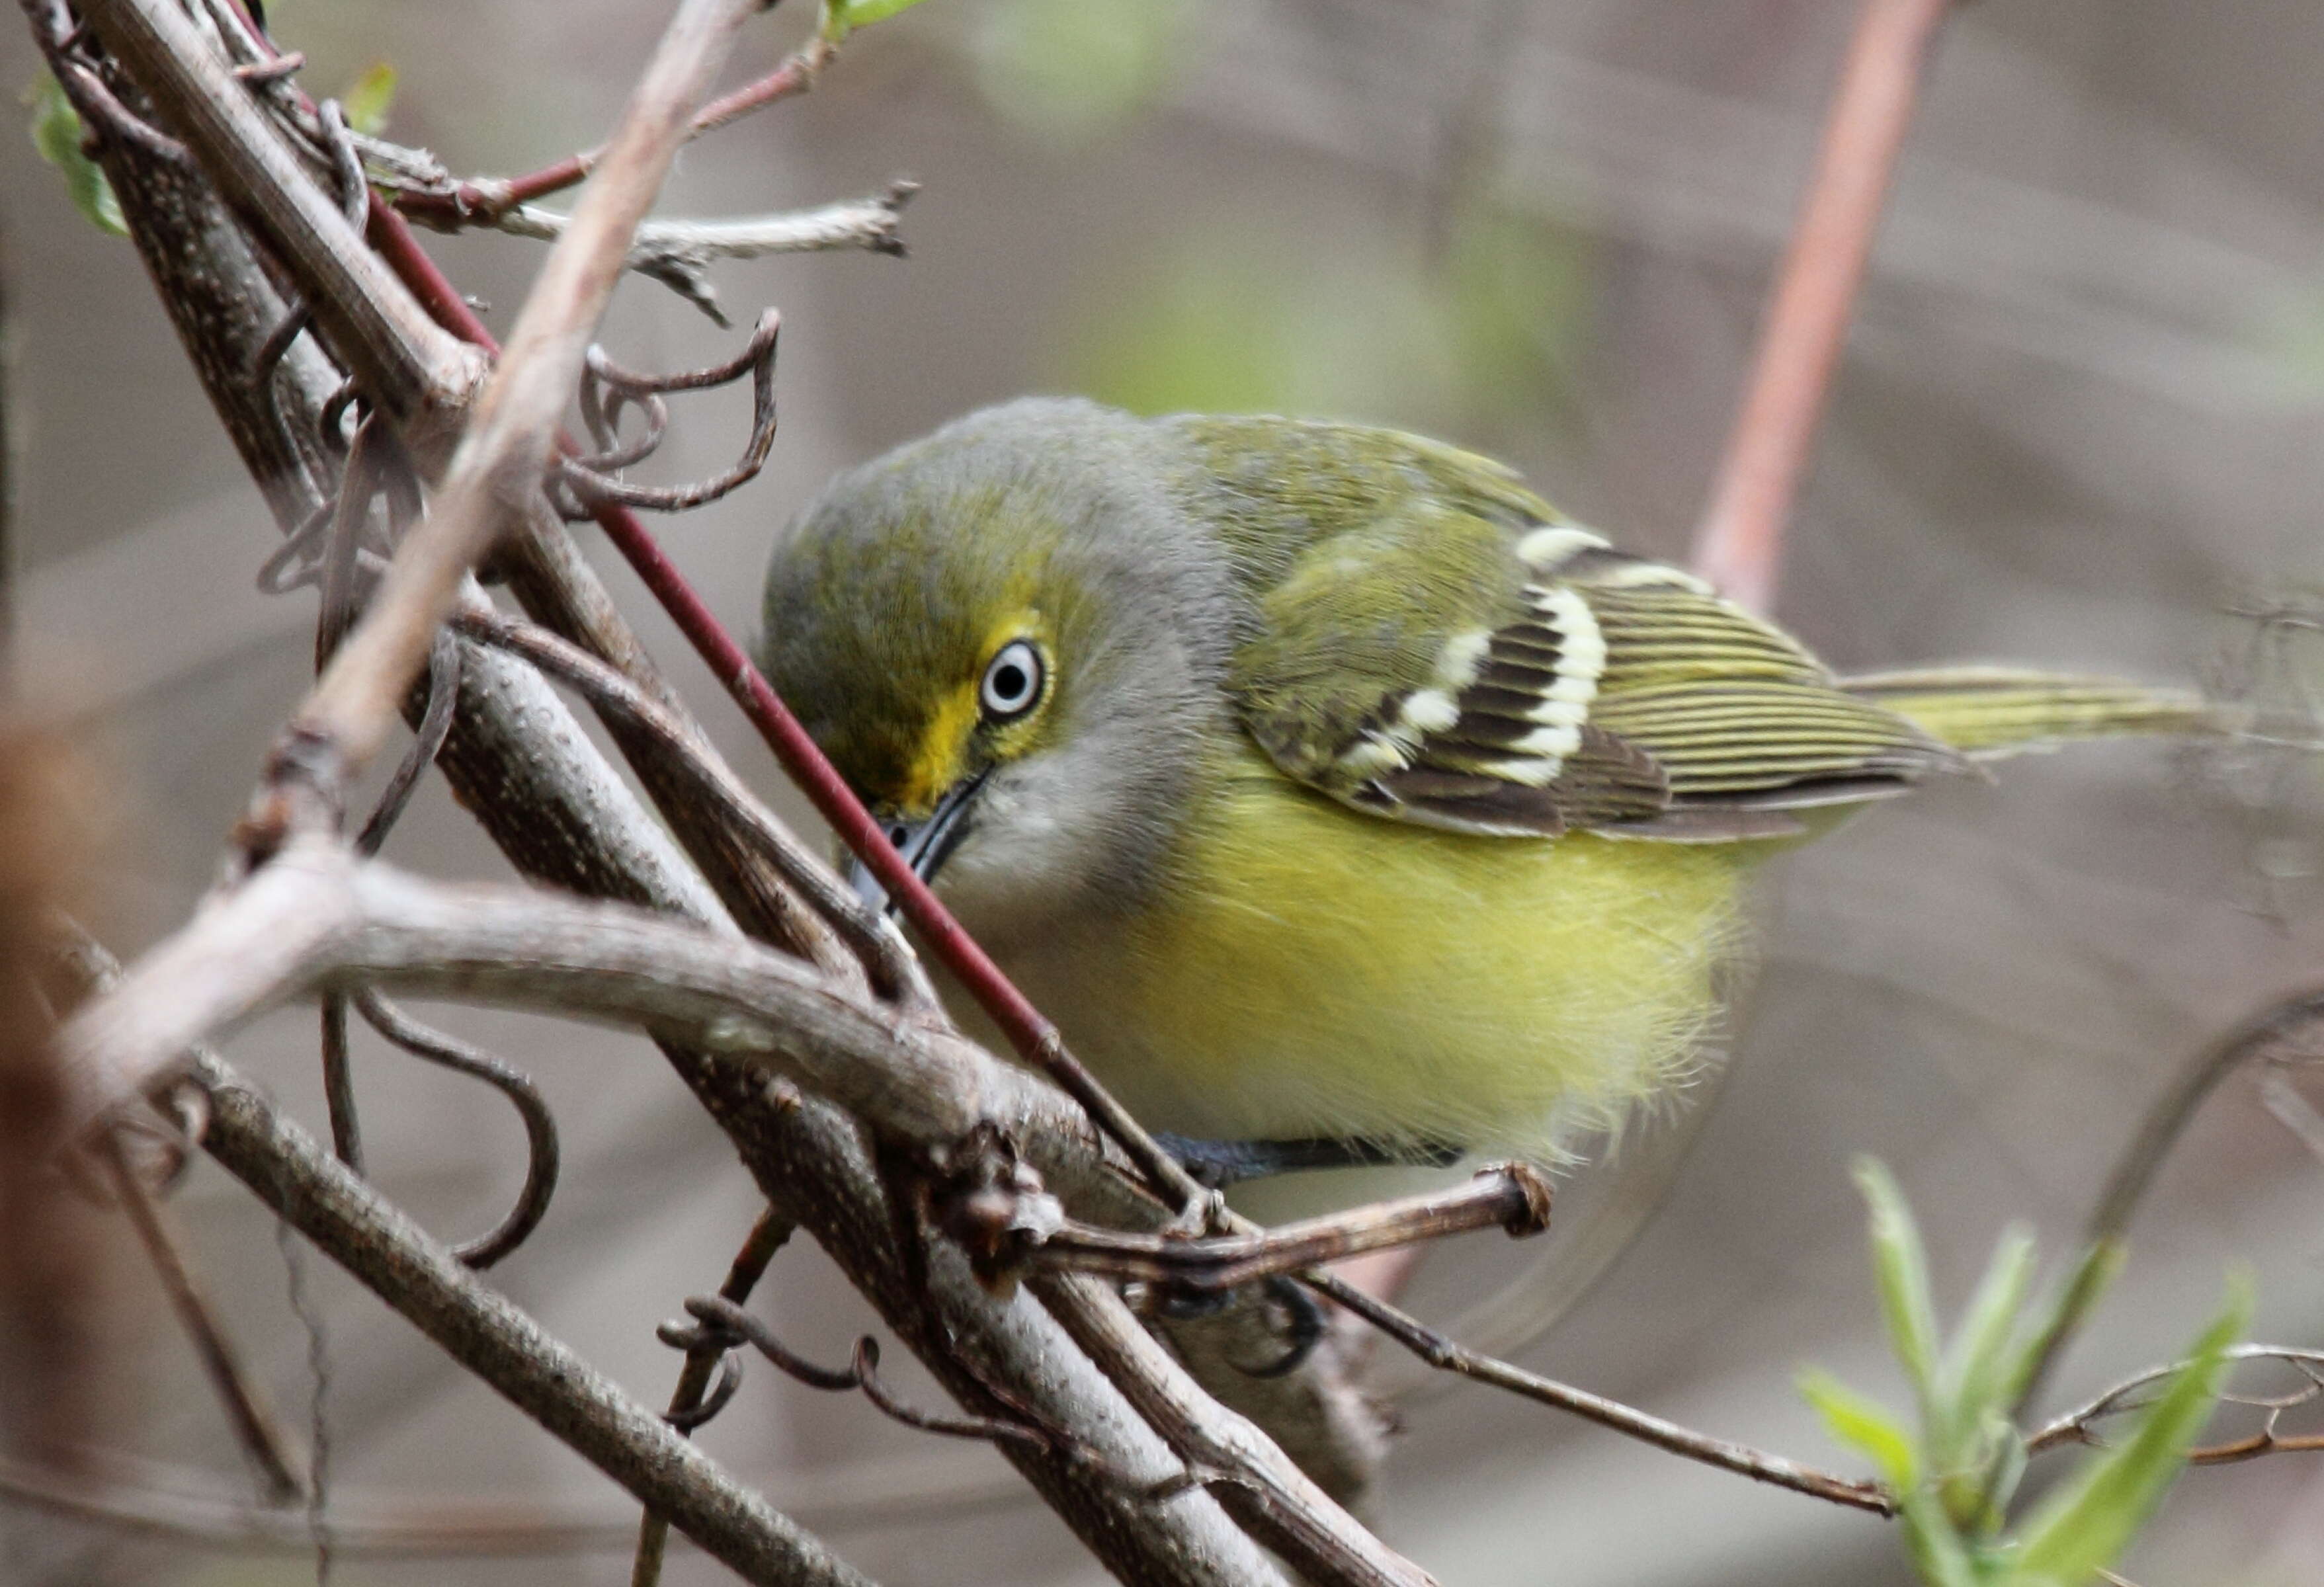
1175, 419, 1962, 841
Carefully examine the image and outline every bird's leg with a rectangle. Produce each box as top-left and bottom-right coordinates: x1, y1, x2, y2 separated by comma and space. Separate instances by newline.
1143, 1135, 1464, 1373
1151, 1132, 1464, 1189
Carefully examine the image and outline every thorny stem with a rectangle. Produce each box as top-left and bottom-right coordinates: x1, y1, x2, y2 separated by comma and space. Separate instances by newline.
1307, 1272, 1898, 1518
1690, 0, 1956, 612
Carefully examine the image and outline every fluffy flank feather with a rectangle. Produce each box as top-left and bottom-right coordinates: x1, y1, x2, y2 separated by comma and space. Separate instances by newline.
1841, 667, 2216, 758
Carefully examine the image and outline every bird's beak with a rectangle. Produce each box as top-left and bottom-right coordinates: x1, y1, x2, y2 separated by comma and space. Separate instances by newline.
848, 770, 988, 916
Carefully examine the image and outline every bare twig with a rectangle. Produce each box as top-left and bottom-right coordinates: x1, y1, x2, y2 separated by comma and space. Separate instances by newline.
1038, 1165, 1552, 1291
95, 1138, 306, 1502
496, 182, 914, 324
633, 1208, 794, 1587
1690, 0, 1956, 611
288, 0, 767, 792
389, 38, 839, 228
451, 606, 934, 1012
51, 837, 1027, 1157
1307, 1272, 1897, 1517
188, 1051, 879, 1587
2028, 1345, 2324, 1466
676, 1296, 1214, 1502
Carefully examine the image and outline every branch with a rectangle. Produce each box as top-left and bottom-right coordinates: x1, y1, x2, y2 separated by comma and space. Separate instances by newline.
187, 1051, 878, 1587
52, 836, 1020, 1156
2028, 1345, 2324, 1467
495, 181, 915, 325
388, 37, 839, 227
1038, 1166, 1552, 1291
1689, 0, 1955, 612
1307, 1273, 1897, 1517
290, 0, 766, 787
77, 0, 485, 444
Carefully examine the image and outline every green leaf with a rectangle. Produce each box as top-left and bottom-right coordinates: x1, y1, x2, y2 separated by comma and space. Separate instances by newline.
1854, 1159, 1943, 1420
824, 0, 934, 40
2011, 1278, 2251, 1586
1938, 1225, 2038, 1428
25, 69, 126, 236
1799, 1369, 1918, 1489
337, 61, 397, 138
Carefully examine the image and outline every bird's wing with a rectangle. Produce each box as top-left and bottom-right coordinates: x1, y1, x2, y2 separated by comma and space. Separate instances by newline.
1174, 417, 1960, 840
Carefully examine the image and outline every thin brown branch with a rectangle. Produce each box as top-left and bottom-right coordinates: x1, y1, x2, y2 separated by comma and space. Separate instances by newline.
390, 38, 838, 228
1690, 0, 1955, 612
1307, 1272, 1897, 1518
1038, 1165, 1552, 1291
2028, 1345, 2324, 1467
2013, 986, 2324, 1418
97, 1136, 305, 1504
188, 1051, 879, 1587
290, 0, 766, 790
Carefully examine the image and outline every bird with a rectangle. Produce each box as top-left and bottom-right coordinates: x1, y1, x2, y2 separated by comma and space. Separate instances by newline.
755, 397, 2209, 1180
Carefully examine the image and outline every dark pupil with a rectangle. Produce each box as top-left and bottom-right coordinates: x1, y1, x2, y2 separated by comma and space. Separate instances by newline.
991, 662, 1029, 706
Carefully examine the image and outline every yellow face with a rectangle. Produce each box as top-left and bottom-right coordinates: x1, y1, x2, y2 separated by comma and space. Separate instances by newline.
879, 612, 1058, 822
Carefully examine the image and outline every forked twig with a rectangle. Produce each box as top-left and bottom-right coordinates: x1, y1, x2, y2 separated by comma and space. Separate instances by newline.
2028, 1345, 2324, 1467
388, 37, 840, 227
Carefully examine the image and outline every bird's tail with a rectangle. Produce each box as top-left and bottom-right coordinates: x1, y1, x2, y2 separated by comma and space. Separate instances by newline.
1841, 665, 2220, 759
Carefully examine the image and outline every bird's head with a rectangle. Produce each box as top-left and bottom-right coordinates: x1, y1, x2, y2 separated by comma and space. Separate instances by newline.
755, 399, 1238, 943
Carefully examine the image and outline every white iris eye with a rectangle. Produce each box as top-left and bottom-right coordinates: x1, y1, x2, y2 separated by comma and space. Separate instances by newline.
979, 639, 1044, 721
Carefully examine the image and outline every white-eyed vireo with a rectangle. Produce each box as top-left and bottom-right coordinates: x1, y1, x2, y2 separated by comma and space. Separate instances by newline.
755, 399, 2205, 1176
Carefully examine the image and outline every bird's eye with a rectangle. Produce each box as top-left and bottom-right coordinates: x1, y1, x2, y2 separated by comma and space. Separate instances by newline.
979, 639, 1045, 722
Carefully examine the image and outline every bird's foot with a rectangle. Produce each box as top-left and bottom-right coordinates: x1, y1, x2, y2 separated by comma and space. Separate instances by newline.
1156, 1273, 1328, 1377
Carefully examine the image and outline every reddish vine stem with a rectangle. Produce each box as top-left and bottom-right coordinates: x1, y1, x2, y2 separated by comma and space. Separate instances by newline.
1689, 0, 1955, 613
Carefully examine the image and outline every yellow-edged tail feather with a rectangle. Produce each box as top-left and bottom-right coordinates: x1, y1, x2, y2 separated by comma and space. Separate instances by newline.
1841, 666, 2218, 758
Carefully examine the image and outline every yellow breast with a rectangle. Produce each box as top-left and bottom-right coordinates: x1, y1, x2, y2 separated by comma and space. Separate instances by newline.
1005, 743, 1768, 1161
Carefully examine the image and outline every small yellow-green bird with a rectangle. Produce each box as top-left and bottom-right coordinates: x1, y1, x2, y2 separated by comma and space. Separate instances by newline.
756, 399, 2204, 1178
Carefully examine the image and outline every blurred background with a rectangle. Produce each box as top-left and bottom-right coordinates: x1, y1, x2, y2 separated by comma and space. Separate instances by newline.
7, 1, 2324, 1582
